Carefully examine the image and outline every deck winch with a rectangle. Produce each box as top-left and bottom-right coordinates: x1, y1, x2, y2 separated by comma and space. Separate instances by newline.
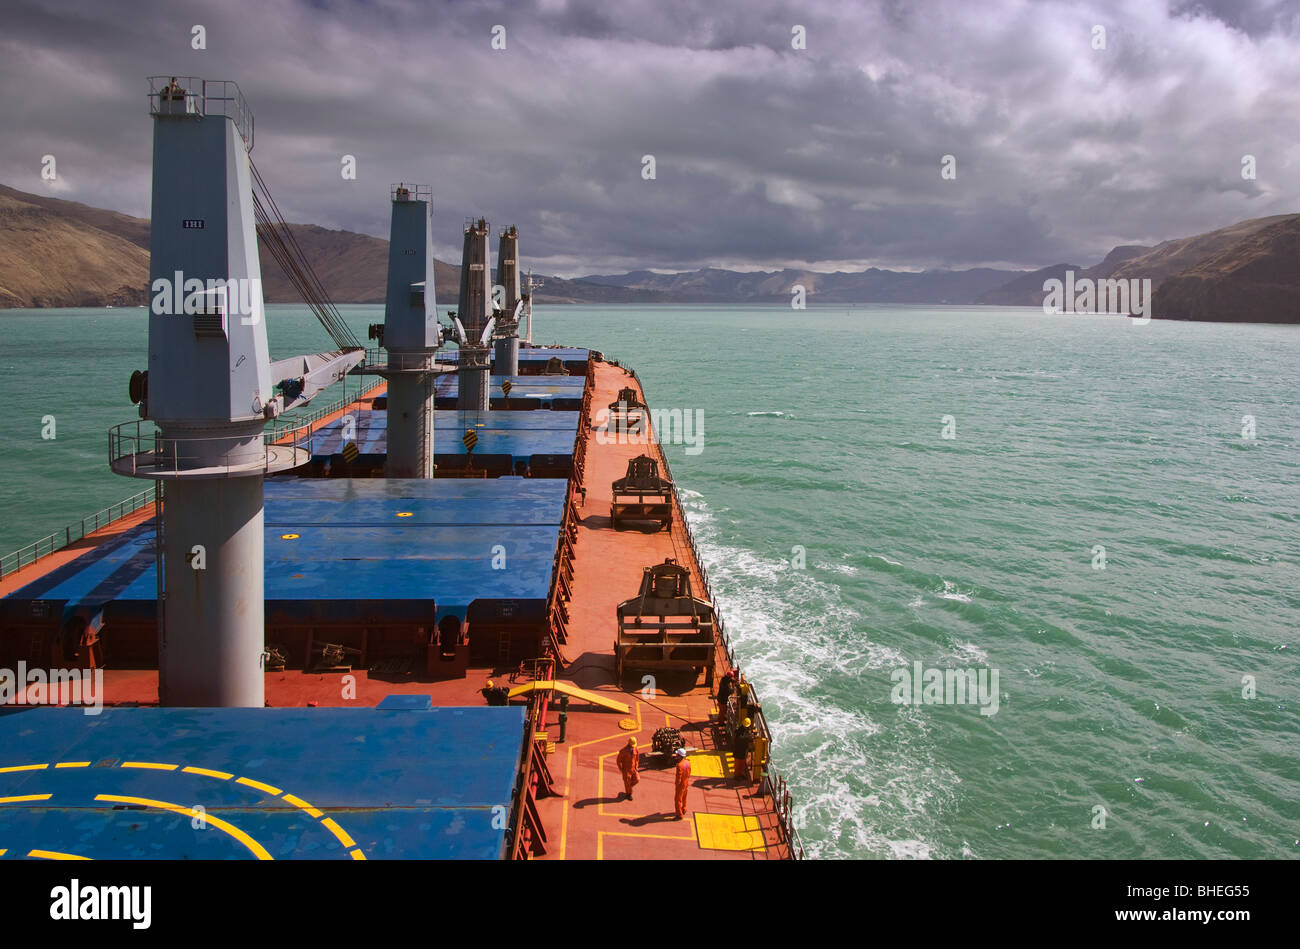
615, 558, 715, 682
607, 386, 648, 434
610, 454, 673, 531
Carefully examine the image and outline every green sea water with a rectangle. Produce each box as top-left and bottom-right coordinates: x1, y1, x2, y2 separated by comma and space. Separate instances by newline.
1, 304, 1297, 859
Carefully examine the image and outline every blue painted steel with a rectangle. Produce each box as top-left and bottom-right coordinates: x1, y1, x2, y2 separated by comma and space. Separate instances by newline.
435, 375, 586, 393
377, 694, 433, 709
436, 347, 589, 365
312, 408, 577, 461
0, 705, 524, 859
1, 479, 568, 623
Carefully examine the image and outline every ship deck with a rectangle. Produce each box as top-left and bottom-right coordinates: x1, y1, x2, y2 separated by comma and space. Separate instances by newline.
0, 358, 795, 860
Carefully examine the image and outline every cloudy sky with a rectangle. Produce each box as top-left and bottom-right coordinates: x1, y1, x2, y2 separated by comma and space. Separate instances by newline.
2, 0, 1298, 275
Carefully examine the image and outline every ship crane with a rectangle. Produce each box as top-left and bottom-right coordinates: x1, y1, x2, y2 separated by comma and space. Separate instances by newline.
449, 217, 494, 410
491, 225, 524, 376
361, 183, 454, 478
522, 271, 541, 344
108, 77, 363, 708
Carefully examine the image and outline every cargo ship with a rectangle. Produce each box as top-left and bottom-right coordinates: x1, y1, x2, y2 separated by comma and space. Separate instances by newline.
0, 77, 802, 860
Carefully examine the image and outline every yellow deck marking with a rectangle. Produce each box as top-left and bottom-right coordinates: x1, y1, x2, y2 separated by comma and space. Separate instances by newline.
560, 701, 644, 860
54, 762, 90, 769
182, 766, 233, 780
94, 794, 272, 860
235, 776, 282, 796
281, 793, 324, 818
0, 794, 53, 804
0, 764, 48, 774
597, 828, 695, 860
28, 849, 91, 860
0, 849, 6, 856
122, 761, 177, 771
320, 818, 355, 849
507, 680, 630, 713
687, 751, 728, 779
349, 849, 366, 860
694, 812, 766, 852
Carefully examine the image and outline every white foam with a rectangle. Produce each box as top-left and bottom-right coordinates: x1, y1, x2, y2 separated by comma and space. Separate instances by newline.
681, 496, 964, 858
947, 641, 989, 665
938, 580, 973, 603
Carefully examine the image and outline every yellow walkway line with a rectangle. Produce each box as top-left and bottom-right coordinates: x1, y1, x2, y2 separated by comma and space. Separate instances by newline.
559, 701, 643, 860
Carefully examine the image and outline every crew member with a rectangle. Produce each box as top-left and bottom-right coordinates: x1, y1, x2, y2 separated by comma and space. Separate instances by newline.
673, 747, 691, 820
734, 717, 755, 783
716, 669, 736, 727
480, 679, 509, 706
615, 736, 639, 801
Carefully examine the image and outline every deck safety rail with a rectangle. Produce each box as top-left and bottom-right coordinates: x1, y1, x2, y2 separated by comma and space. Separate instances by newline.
506, 657, 555, 859
108, 417, 318, 477
607, 355, 806, 860
147, 77, 253, 150
2, 380, 383, 581
0, 487, 158, 579
278, 378, 383, 428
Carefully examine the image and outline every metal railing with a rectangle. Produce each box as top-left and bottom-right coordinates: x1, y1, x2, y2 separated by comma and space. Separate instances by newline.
108, 417, 317, 477
612, 355, 806, 860
391, 183, 431, 202
280, 379, 384, 428
0, 487, 157, 579
3, 381, 383, 580
147, 77, 254, 150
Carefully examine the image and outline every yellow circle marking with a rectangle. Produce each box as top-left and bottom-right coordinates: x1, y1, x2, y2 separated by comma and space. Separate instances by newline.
396, 512, 413, 518
182, 766, 233, 780
94, 794, 272, 861
235, 776, 282, 796
1, 761, 365, 859
617, 718, 637, 730
320, 817, 355, 849
281, 793, 323, 818
281, 533, 300, 540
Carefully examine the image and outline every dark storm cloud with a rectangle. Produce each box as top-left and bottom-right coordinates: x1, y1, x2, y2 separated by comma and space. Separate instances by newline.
1, 0, 1297, 274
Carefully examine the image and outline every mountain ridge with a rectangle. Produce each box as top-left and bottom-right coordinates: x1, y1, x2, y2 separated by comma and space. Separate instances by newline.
1, 183, 1297, 321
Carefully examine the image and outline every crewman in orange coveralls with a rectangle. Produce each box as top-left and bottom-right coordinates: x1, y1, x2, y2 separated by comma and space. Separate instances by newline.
673, 747, 691, 819
616, 737, 639, 801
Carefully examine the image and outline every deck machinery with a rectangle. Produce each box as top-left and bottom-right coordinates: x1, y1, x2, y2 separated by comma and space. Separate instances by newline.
364, 183, 454, 479
451, 218, 494, 411
607, 385, 648, 433
610, 454, 673, 531
107, 78, 362, 707
493, 226, 523, 377
615, 559, 715, 683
